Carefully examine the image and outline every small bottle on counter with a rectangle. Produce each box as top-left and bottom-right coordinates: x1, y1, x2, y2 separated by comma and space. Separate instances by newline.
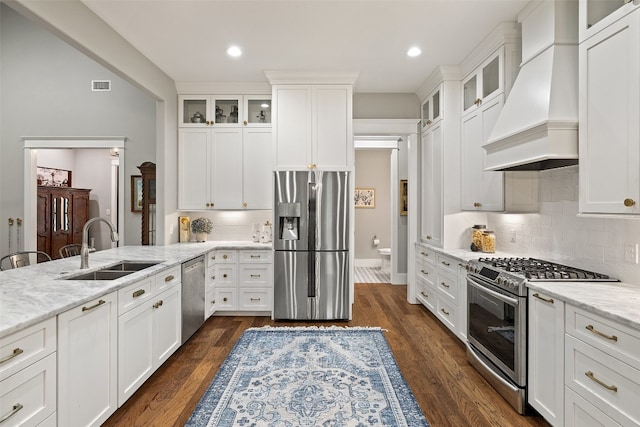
482, 230, 496, 253
471, 224, 486, 252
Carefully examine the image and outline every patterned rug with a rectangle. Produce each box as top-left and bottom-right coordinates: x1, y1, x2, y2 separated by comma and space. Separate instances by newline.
186, 327, 429, 427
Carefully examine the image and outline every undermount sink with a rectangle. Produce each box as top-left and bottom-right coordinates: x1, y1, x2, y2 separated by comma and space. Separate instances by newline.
64, 260, 163, 280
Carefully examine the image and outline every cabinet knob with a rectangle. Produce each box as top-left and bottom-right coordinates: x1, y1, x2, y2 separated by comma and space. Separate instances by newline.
243, 202, 248, 208
223, 273, 228, 278
474, 98, 482, 106
473, 202, 482, 208
243, 120, 248, 125
426, 235, 432, 240
426, 119, 432, 125
223, 255, 228, 259
308, 163, 317, 169
223, 297, 228, 302
624, 198, 636, 207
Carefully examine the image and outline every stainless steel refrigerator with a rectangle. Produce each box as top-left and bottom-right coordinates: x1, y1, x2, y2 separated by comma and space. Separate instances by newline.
273, 170, 350, 320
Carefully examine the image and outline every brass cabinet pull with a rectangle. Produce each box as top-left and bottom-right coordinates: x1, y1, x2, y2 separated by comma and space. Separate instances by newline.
426, 119, 432, 125
440, 308, 450, 316
420, 252, 429, 257
441, 261, 450, 266
211, 255, 216, 261
420, 270, 429, 275
82, 299, 105, 312
132, 289, 145, 298
420, 291, 429, 298
223, 274, 228, 278
585, 371, 618, 392
0, 403, 23, 423
473, 202, 482, 208
474, 98, 482, 106
624, 198, 636, 207
223, 297, 228, 302
211, 275, 216, 280
0, 348, 24, 364
164, 275, 175, 282
308, 163, 317, 169
532, 293, 554, 304
250, 255, 261, 258
426, 235, 432, 240
250, 274, 261, 278
586, 324, 618, 342
250, 297, 261, 301
458, 263, 466, 267
243, 120, 248, 125
223, 255, 228, 259
441, 282, 450, 288
243, 202, 248, 208
212, 300, 216, 304
153, 300, 164, 309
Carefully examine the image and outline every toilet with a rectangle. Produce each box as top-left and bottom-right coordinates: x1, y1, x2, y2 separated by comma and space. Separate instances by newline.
378, 248, 391, 273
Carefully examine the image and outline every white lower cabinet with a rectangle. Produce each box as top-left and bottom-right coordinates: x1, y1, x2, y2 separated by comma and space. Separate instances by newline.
57, 292, 117, 427
118, 274, 182, 406
528, 290, 564, 426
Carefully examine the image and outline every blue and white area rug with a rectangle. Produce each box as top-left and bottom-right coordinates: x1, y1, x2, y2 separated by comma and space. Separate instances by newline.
186, 326, 429, 427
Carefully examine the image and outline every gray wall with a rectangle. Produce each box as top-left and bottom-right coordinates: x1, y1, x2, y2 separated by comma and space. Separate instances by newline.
353, 93, 420, 119
0, 4, 157, 255
354, 150, 391, 260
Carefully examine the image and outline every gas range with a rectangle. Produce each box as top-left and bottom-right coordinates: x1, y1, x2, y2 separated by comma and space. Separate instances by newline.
466, 257, 618, 297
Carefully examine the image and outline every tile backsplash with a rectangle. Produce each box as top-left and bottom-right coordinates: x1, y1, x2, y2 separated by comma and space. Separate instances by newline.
181, 210, 272, 242
488, 166, 640, 285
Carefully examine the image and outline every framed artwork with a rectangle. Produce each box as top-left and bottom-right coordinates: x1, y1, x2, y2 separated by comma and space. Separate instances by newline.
131, 175, 143, 213
400, 180, 408, 216
37, 166, 72, 187
354, 188, 375, 208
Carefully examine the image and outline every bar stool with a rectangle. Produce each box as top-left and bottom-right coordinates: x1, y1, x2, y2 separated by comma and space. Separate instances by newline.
0, 251, 52, 270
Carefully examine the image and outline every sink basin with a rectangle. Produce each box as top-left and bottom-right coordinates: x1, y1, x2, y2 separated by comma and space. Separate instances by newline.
65, 270, 135, 280
102, 261, 162, 272
63, 260, 163, 280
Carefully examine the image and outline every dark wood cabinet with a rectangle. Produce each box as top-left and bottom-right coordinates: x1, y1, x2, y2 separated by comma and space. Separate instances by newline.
138, 162, 156, 245
37, 186, 91, 258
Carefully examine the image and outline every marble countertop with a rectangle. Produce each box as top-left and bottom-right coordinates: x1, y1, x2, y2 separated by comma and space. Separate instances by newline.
0, 241, 271, 338
416, 242, 640, 331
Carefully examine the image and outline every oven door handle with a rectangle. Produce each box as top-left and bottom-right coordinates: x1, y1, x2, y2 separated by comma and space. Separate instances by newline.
468, 278, 519, 306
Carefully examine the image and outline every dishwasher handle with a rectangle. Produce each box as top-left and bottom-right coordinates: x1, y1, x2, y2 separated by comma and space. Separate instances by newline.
182, 255, 204, 274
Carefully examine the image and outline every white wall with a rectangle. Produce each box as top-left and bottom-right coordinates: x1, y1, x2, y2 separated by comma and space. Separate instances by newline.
488, 166, 640, 285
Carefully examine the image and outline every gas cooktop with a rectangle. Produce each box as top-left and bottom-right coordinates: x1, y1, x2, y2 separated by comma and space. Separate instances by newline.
472, 257, 618, 282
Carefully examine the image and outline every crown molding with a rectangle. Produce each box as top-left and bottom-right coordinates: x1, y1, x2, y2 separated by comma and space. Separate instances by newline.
264, 70, 359, 86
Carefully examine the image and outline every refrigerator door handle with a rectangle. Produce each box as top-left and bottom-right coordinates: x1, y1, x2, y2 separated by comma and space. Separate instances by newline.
308, 180, 317, 298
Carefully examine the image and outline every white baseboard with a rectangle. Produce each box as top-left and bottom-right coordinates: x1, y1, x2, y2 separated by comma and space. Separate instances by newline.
391, 273, 407, 285
355, 258, 381, 268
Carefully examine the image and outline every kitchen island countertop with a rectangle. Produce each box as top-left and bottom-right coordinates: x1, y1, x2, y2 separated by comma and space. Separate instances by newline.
0, 241, 271, 338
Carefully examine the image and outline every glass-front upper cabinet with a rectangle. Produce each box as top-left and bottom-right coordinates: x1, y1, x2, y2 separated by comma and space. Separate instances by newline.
244, 96, 272, 127
579, 0, 639, 42
462, 52, 502, 115
421, 85, 441, 130
179, 95, 210, 127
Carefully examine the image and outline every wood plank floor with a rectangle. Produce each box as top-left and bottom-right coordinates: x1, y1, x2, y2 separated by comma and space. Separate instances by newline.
103, 283, 550, 427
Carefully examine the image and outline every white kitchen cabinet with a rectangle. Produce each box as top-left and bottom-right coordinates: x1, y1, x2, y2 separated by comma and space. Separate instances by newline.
528, 290, 564, 426
420, 121, 443, 247
118, 271, 182, 406
178, 126, 272, 210
461, 96, 505, 211
564, 304, 640, 426
57, 292, 117, 427
462, 51, 503, 116
178, 95, 245, 127
578, 7, 640, 214
272, 85, 353, 171
579, 0, 640, 43
456, 262, 468, 341
421, 84, 441, 131
0, 318, 56, 427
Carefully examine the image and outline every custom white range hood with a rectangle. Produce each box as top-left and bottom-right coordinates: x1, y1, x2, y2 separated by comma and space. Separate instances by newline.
484, 0, 579, 171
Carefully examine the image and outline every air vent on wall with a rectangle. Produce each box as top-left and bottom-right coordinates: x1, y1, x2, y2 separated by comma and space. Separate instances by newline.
91, 80, 111, 91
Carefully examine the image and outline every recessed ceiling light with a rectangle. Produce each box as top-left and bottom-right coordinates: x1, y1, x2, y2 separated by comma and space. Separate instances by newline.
407, 47, 422, 57
227, 46, 242, 57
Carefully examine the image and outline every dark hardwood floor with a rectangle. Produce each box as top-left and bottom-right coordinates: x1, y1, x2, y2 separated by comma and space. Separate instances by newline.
103, 283, 550, 427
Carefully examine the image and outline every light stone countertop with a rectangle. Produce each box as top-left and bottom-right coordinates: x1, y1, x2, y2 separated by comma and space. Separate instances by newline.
0, 241, 271, 338
416, 242, 640, 331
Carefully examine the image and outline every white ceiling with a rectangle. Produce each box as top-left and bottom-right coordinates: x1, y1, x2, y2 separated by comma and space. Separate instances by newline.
82, 0, 529, 93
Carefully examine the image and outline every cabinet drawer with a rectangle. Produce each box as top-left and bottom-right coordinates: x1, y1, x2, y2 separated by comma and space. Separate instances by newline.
239, 264, 271, 286
118, 277, 153, 315
565, 334, 640, 426
436, 254, 458, 276
154, 266, 181, 293
214, 265, 237, 285
436, 271, 457, 301
565, 386, 622, 427
436, 297, 457, 333
0, 318, 56, 381
0, 352, 56, 427
238, 250, 272, 264
212, 250, 237, 264
416, 276, 436, 313
238, 289, 271, 311
566, 305, 640, 370
215, 288, 237, 310
416, 246, 435, 264
416, 259, 435, 284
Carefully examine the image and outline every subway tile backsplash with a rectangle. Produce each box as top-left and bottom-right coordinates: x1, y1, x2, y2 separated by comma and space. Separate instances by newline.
181, 210, 272, 242
488, 166, 640, 286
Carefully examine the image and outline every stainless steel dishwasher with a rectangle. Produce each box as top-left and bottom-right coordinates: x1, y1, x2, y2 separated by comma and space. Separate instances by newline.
181, 255, 205, 344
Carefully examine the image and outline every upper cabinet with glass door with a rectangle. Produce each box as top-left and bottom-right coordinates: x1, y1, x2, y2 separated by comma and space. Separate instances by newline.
243, 96, 272, 127
179, 95, 271, 127
421, 85, 442, 131
462, 52, 502, 116
579, 0, 640, 42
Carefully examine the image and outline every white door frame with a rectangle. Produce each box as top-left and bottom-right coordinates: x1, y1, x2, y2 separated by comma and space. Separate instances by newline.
23, 136, 125, 252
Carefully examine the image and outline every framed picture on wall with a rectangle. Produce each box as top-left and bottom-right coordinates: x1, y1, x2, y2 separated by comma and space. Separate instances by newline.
354, 188, 375, 208
400, 180, 408, 216
131, 175, 143, 213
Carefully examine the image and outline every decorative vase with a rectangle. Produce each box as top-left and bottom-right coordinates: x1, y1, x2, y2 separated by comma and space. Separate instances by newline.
195, 232, 208, 242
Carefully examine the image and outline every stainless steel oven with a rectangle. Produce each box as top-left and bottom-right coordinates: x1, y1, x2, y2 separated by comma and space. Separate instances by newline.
465, 257, 617, 415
